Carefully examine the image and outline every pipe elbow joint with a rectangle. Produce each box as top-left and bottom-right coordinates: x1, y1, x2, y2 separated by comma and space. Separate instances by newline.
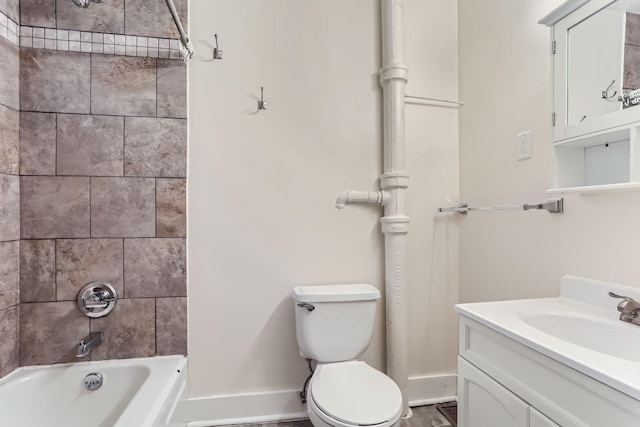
335, 190, 384, 210
335, 191, 349, 209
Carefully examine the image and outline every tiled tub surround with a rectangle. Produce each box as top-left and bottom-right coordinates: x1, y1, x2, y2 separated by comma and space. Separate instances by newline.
0, 10, 19, 45
0, 0, 18, 24
0, 10, 185, 59
625, 13, 640, 91
21, 0, 187, 39
0, 5, 19, 378
18, 46, 187, 366
0, 0, 188, 375
18, 0, 187, 58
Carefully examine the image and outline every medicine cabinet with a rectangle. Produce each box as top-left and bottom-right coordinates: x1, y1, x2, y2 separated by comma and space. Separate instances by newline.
540, 0, 640, 193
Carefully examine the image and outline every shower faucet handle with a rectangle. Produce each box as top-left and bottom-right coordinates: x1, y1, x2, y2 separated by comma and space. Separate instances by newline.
77, 281, 118, 318
83, 292, 116, 309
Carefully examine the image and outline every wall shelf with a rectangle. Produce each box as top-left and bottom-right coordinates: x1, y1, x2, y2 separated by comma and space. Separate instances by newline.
546, 182, 640, 195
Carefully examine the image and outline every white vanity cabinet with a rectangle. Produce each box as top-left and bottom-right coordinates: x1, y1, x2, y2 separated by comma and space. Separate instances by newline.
458, 357, 559, 427
540, 0, 640, 192
457, 315, 640, 427
530, 408, 560, 427
458, 357, 552, 427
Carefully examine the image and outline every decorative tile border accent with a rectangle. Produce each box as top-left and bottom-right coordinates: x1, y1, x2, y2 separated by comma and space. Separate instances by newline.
20, 27, 183, 59
0, 11, 19, 46
0, 10, 183, 59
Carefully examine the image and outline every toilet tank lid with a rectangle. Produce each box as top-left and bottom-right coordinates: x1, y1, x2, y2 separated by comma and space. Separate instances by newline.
293, 284, 380, 303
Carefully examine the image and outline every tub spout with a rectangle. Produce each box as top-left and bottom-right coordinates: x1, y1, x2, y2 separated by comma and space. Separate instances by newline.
335, 190, 384, 209
76, 332, 103, 358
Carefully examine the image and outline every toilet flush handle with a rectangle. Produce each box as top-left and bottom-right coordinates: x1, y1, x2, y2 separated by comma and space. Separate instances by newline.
297, 303, 315, 312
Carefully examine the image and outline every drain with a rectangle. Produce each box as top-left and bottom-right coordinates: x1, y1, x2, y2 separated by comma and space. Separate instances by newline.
83, 373, 103, 391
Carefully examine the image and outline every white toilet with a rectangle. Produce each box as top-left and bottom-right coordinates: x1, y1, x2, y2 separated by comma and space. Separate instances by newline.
293, 283, 403, 427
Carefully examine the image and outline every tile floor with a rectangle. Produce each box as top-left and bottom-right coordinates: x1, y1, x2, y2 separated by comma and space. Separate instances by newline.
218, 403, 454, 427
404, 405, 454, 427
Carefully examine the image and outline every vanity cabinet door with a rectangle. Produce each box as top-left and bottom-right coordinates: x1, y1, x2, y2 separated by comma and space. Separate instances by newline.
458, 357, 529, 427
530, 407, 560, 427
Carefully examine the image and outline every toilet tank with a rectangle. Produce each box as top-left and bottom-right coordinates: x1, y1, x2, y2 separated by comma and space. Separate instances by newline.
293, 284, 380, 363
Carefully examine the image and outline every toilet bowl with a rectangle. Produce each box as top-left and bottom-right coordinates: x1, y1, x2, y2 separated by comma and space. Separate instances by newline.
292, 284, 403, 427
307, 361, 402, 427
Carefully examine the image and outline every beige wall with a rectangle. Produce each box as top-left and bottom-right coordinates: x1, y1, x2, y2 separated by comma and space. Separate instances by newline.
404, 1, 459, 377
459, 0, 564, 303
188, 0, 459, 399
459, 0, 640, 305
188, 0, 385, 398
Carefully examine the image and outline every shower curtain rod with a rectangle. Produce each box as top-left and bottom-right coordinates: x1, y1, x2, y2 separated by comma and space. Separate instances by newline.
164, 0, 194, 61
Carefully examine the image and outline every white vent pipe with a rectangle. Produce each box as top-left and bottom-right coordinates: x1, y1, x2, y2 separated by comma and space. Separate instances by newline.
379, 0, 410, 416
335, 0, 410, 416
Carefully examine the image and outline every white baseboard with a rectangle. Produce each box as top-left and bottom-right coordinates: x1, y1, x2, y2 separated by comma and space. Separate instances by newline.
407, 373, 457, 406
187, 389, 307, 426
188, 374, 457, 426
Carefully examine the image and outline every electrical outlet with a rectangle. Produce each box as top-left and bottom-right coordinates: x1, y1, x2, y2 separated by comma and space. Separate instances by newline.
517, 130, 532, 160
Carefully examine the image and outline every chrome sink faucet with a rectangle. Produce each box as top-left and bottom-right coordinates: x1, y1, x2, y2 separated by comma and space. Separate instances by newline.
609, 292, 640, 325
76, 332, 103, 358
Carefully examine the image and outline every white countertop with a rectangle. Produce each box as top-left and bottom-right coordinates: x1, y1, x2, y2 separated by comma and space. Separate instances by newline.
456, 275, 640, 401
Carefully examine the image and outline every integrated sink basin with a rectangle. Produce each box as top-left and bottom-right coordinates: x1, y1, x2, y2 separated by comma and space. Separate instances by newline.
519, 311, 640, 362
455, 275, 640, 402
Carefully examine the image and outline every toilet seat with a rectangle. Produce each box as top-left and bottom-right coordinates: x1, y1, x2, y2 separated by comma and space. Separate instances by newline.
308, 361, 402, 427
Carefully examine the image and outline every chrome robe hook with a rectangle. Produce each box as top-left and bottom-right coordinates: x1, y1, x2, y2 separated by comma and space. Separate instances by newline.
602, 80, 617, 100
213, 34, 223, 59
258, 87, 267, 110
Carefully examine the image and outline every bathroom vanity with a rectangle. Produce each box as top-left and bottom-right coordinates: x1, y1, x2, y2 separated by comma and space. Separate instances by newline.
456, 275, 640, 427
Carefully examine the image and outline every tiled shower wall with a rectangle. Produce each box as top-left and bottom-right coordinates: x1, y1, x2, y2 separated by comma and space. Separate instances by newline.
0, 0, 187, 369
625, 13, 640, 91
0, 1, 20, 378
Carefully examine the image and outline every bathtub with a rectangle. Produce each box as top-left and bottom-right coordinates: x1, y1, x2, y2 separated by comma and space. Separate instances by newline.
0, 355, 187, 427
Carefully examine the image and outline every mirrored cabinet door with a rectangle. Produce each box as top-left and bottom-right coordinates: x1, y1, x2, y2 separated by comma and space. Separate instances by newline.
541, 0, 640, 192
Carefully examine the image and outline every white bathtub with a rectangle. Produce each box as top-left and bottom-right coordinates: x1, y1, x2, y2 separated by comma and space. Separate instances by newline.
0, 355, 187, 427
